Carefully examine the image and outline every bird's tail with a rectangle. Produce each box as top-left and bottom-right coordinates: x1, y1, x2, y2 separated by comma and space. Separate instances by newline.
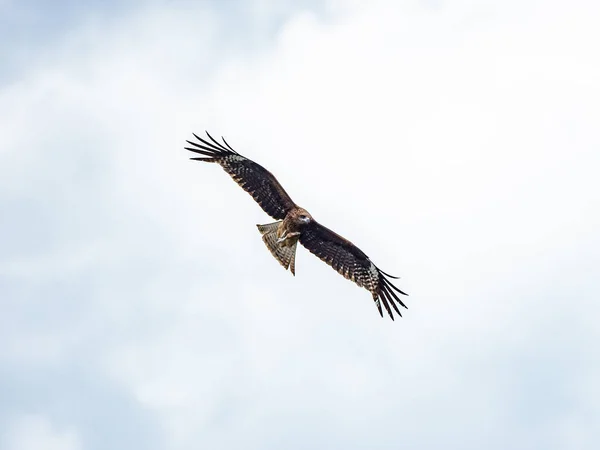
257, 221, 297, 276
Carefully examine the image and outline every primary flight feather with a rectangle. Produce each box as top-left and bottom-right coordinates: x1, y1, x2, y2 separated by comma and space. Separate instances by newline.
185, 131, 409, 320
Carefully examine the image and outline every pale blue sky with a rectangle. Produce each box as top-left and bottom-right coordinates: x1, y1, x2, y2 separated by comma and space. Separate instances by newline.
1, 1, 599, 449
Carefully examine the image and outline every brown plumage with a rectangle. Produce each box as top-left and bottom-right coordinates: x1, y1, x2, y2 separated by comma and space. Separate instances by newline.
185, 131, 408, 320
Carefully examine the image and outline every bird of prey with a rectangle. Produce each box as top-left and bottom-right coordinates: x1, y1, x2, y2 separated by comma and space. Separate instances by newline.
185, 132, 408, 320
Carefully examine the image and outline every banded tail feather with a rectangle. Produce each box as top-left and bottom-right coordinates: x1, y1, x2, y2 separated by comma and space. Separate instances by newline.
257, 221, 298, 276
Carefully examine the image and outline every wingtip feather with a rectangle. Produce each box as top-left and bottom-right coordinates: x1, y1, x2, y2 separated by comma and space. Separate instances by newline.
221, 136, 238, 153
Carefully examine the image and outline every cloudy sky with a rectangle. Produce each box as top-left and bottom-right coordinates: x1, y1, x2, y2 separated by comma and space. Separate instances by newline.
1, 0, 599, 449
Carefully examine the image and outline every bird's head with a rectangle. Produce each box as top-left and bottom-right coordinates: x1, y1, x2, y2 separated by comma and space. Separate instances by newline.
293, 208, 313, 227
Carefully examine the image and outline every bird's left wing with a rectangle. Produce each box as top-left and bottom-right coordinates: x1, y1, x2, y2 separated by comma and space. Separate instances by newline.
300, 220, 408, 320
185, 132, 297, 220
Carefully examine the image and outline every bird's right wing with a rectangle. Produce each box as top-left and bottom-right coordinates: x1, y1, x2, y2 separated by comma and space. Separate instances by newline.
185, 132, 297, 220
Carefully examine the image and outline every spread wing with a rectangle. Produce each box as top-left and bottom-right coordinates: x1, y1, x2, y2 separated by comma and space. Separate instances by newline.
185, 132, 297, 220
300, 220, 408, 320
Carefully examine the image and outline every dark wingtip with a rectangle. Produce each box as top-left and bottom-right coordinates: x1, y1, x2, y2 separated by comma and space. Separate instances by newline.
221, 136, 238, 154
205, 131, 231, 152
378, 267, 400, 279
190, 157, 214, 162
381, 284, 402, 317
380, 276, 408, 312
381, 275, 408, 297
373, 296, 384, 318
205, 130, 218, 144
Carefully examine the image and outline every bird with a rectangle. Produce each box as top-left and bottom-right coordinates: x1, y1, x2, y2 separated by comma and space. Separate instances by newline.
185, 131, 408, 320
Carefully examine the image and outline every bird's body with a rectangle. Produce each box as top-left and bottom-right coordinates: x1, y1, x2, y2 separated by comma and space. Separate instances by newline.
185, 132, 409, 320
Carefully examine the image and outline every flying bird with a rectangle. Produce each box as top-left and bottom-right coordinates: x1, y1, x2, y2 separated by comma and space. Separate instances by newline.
185, 132, 408, 320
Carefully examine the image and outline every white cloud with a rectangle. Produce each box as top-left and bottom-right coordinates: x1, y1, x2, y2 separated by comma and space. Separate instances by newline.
1, 0, 599, 449
2, 415, 81, 450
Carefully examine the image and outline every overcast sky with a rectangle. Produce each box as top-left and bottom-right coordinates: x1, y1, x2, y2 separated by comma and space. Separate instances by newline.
1, 0, 599, 449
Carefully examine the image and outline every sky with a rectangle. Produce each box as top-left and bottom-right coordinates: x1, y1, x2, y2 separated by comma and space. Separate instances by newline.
1, 0, 599, 449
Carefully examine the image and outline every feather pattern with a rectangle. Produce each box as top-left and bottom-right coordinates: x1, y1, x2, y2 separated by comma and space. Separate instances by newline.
185, 132, 297, 220
299, 220, 408, 320
257, 222, 298, 275
187, 131, 409, 320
